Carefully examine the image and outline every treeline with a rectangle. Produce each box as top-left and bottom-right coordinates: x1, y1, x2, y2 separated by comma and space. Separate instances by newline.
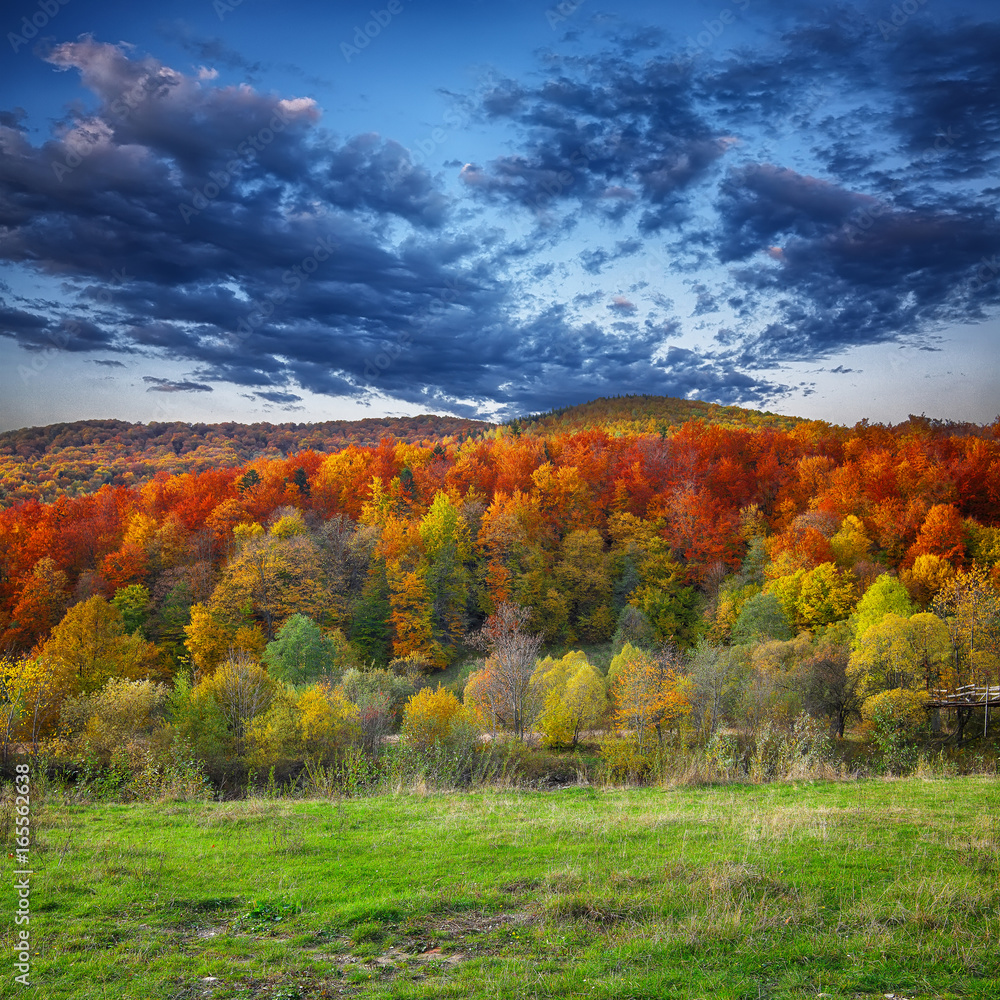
511, 393, 813, 437
0, 415, 487, 506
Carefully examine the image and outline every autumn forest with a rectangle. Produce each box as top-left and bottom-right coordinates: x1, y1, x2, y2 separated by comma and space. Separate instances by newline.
2, 395, 999, 789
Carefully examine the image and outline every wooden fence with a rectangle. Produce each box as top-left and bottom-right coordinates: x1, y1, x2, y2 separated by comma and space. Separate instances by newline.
926, 684, 1000, 739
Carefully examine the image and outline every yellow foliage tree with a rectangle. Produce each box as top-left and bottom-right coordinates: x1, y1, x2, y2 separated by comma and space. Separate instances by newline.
847, 612, 951, 698
531, 651, 606, 748
298, 685, 360, 756
932, 566, 1000, 686
184, 603, 265, 676
554, 529, 614, 643
907, 612, 955, 690
200, 655, 277, 752
402, 686, 465, 750
798, 562, 857, 629
247, 683, 359, 768
387, 565, 441, 664
419, 492, 472, 656
830, 515, 873, 568
60, 677, 168, 758
0, 655, 66, 745
38, 596, 163, 696
901, 554, 956, 609
209, 521, 328, 640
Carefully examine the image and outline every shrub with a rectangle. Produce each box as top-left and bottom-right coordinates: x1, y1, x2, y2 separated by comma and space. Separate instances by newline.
861, 687, 929, 731
598, 732, 665, 785
863, 688, 929, 775
202, 655, 277, 747
401, 686, 464, 751
246, 684, 360, 771
60, 678, 169, 760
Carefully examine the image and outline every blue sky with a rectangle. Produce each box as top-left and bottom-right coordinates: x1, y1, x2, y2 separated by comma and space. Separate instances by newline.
1, 0, 998, 431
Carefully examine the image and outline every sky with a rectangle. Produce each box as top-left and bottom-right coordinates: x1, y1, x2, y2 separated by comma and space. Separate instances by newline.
0, 0, 998, 432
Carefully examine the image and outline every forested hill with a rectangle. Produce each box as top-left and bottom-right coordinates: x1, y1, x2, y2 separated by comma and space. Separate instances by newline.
1, 398, 996, 508
0, 415, 488, 506
511, 394, 818, 436
1, 391, 998, 697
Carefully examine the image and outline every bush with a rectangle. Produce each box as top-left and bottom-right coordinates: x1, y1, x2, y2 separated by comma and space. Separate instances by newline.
246, 684, 360, 771
598, 732, 665, 785
60, 678, 169, 760
861, 688, 929, 731
863, 688, 929, 775
401, 686, 464, 751
202, 655, 278, 750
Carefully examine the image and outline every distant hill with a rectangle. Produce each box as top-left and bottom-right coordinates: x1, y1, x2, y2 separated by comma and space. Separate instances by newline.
0, 415, 489, 506
510, 394, 824, 436
3, 397, 990, 508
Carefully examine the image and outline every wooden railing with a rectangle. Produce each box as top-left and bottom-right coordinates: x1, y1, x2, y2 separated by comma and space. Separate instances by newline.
926, 684, 1000, 708
926, 684, 999, 740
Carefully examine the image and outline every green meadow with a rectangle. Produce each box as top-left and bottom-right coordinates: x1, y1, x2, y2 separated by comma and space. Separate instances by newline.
5, 777, 1000, 999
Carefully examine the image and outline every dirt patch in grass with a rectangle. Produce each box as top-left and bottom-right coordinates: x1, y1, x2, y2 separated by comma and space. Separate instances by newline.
544, 894, 647, 926
499, 877, 542, 894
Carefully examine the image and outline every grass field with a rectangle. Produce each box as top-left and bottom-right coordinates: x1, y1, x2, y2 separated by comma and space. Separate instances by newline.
5, 777, 1000, 999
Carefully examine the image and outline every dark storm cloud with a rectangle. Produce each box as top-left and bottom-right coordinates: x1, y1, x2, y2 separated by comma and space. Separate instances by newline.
713, 179, 1000, 365
1, 40, 771, 417
885, 21, 1000, 182
685, 10, 1000, 368
715, 164, 876, 262
0, 303, 50, 337
461, 53, 733, 229
321, 134, 449, 227
255, 390, 303, 404
0, 300, 116, 353
143, 376, 213, 392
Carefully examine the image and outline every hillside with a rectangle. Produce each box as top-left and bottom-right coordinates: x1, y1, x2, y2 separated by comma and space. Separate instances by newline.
0, 415, 488, 507
511, 394, 822, 436
0, 396, 813, 507
3, 397, 996, 508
